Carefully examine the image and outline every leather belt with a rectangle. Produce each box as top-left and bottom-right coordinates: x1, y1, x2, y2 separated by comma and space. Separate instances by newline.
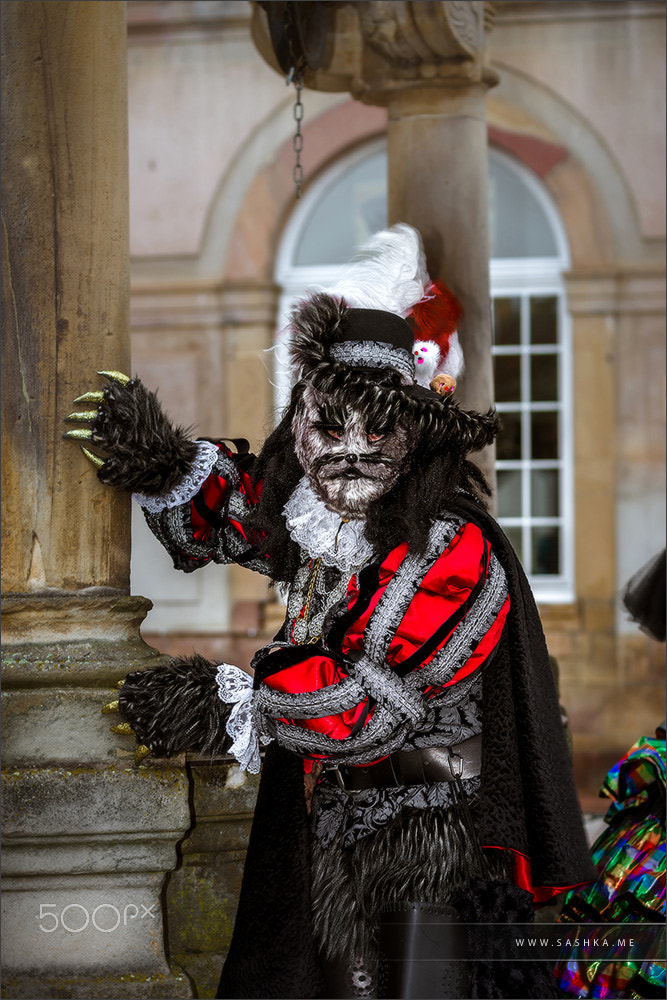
321, 734, 482, 796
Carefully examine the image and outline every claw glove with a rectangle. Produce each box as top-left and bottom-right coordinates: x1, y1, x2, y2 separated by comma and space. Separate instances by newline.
116, 655, 266, 771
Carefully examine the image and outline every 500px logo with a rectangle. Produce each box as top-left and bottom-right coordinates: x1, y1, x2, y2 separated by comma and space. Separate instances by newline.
36, 902, 157, 933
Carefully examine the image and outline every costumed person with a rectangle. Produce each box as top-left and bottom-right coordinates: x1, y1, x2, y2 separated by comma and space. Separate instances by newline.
64, 224, 595, 999
554, 550, 666, 1000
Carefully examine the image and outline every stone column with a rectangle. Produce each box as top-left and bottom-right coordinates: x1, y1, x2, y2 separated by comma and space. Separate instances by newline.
386, 82, 495, 420
251, 0, 499, 482
1, 3, 191, 996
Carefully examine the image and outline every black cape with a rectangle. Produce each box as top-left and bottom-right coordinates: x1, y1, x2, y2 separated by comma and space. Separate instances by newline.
217, 497, 595, 999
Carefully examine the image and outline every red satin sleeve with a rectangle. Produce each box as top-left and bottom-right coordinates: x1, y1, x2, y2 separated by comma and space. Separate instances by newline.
189, 445, 261, 543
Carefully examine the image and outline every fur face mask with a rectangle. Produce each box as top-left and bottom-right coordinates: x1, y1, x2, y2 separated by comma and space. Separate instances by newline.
292, 383, 414, 518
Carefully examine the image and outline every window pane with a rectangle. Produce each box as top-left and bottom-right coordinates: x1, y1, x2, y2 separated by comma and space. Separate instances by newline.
531, 411, 558, 460
497, 469, 522, 518
531, 353, 558, 401
294, 151, 387, 265
532, 526, 560, 575
493, 297, 521, 345
496, 411, 522, 460
531, 469, 560, 517
530, 297, 558, 344
494, 354, 521, 402
488, 159, 559, 257
504, 526, 523, 562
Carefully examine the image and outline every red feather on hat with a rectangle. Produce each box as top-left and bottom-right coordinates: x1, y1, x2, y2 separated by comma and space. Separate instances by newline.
408, 280, 463, 354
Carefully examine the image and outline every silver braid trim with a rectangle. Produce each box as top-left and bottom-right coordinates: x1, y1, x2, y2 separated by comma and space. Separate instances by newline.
330, 340, 416, 382
265, 712, 412, 764
351, 656, 427, 725
361, 518, 462, 666
255, 674, 366, 720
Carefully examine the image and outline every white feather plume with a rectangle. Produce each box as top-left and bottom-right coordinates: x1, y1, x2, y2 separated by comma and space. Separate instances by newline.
312, 223, 429, 317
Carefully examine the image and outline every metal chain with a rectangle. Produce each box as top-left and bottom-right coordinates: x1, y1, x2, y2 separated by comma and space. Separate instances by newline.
290, 70, 304, 199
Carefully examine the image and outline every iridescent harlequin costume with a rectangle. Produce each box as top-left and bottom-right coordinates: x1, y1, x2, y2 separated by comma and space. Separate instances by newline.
555, 734, 666, 999
554, 553, 666, 1000
65, 225, 594, 999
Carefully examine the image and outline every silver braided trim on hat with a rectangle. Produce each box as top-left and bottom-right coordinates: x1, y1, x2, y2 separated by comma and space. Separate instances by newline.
254, 518, 509, 765
329, 340, 416, 382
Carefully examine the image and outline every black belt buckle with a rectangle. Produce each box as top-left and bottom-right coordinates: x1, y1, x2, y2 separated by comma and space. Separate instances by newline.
446, 747, 464, 780
326, 763, 363, 796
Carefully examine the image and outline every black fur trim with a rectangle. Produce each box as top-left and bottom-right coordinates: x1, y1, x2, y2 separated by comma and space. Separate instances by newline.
118, 654, 231, 757
306, 362, 500, 456
289, 293, 349, 376
92, 377, 199, 495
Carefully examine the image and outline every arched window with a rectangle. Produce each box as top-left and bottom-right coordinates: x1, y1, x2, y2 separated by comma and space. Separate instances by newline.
275, 141, 574, 601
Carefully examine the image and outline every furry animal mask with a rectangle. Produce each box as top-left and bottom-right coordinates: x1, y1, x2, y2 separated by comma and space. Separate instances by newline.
292, 382, 414, 517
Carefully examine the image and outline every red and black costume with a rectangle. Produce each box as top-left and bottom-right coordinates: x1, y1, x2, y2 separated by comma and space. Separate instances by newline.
70, 224, 595, 999
140, 443, 594, 999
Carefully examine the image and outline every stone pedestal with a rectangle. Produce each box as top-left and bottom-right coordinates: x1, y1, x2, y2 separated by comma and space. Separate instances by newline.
1, 4, 192, 996
1, 594, 193, 999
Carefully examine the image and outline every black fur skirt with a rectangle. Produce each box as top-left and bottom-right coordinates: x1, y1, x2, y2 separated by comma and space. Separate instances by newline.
311, 798, 513, 998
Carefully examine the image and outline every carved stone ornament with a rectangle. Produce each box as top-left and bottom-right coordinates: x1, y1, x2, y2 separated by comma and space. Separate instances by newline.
250, 1, 498, 99
357, 1, 485, 64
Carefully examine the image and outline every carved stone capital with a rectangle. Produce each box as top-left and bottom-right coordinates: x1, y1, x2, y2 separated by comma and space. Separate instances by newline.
358, 1, 483, 64
354, 0, 497, 101
251, 1, 498, 104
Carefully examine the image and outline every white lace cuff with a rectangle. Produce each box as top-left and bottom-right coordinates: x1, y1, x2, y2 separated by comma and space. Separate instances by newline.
133, 440, 220, 513
215, 663, 269, 774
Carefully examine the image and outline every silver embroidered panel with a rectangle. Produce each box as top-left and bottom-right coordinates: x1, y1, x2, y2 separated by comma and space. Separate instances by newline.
330, 340, 415, 382
285, 557, 350, 645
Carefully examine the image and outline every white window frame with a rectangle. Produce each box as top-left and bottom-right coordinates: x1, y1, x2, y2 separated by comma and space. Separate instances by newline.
489, 149, 573, 602
274, 143, 574, 602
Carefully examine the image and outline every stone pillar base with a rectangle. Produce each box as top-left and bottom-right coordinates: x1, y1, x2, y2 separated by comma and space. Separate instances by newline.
1, 593, 194, 1000
164, 760, 260, 998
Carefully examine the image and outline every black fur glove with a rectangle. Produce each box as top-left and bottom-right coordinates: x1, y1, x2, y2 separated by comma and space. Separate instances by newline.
64, 373, 200, 496
93, 377, 200, 495
114, 654, 233, 758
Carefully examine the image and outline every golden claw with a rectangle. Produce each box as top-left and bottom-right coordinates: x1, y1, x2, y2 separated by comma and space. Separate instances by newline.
81, 445, 105, 469
116, 678, 125, 688
134, 744, 152, 764
98, 370, 130, 386
73, 390, 105, 404
63, 428, 93, 440
64, 410, 98, 423
111, 722, 136, 736
102, 700, 120, 714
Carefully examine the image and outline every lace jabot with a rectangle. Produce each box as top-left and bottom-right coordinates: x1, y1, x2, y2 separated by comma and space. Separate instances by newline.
133, 440, 219, 513
282, 478, 375, 575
